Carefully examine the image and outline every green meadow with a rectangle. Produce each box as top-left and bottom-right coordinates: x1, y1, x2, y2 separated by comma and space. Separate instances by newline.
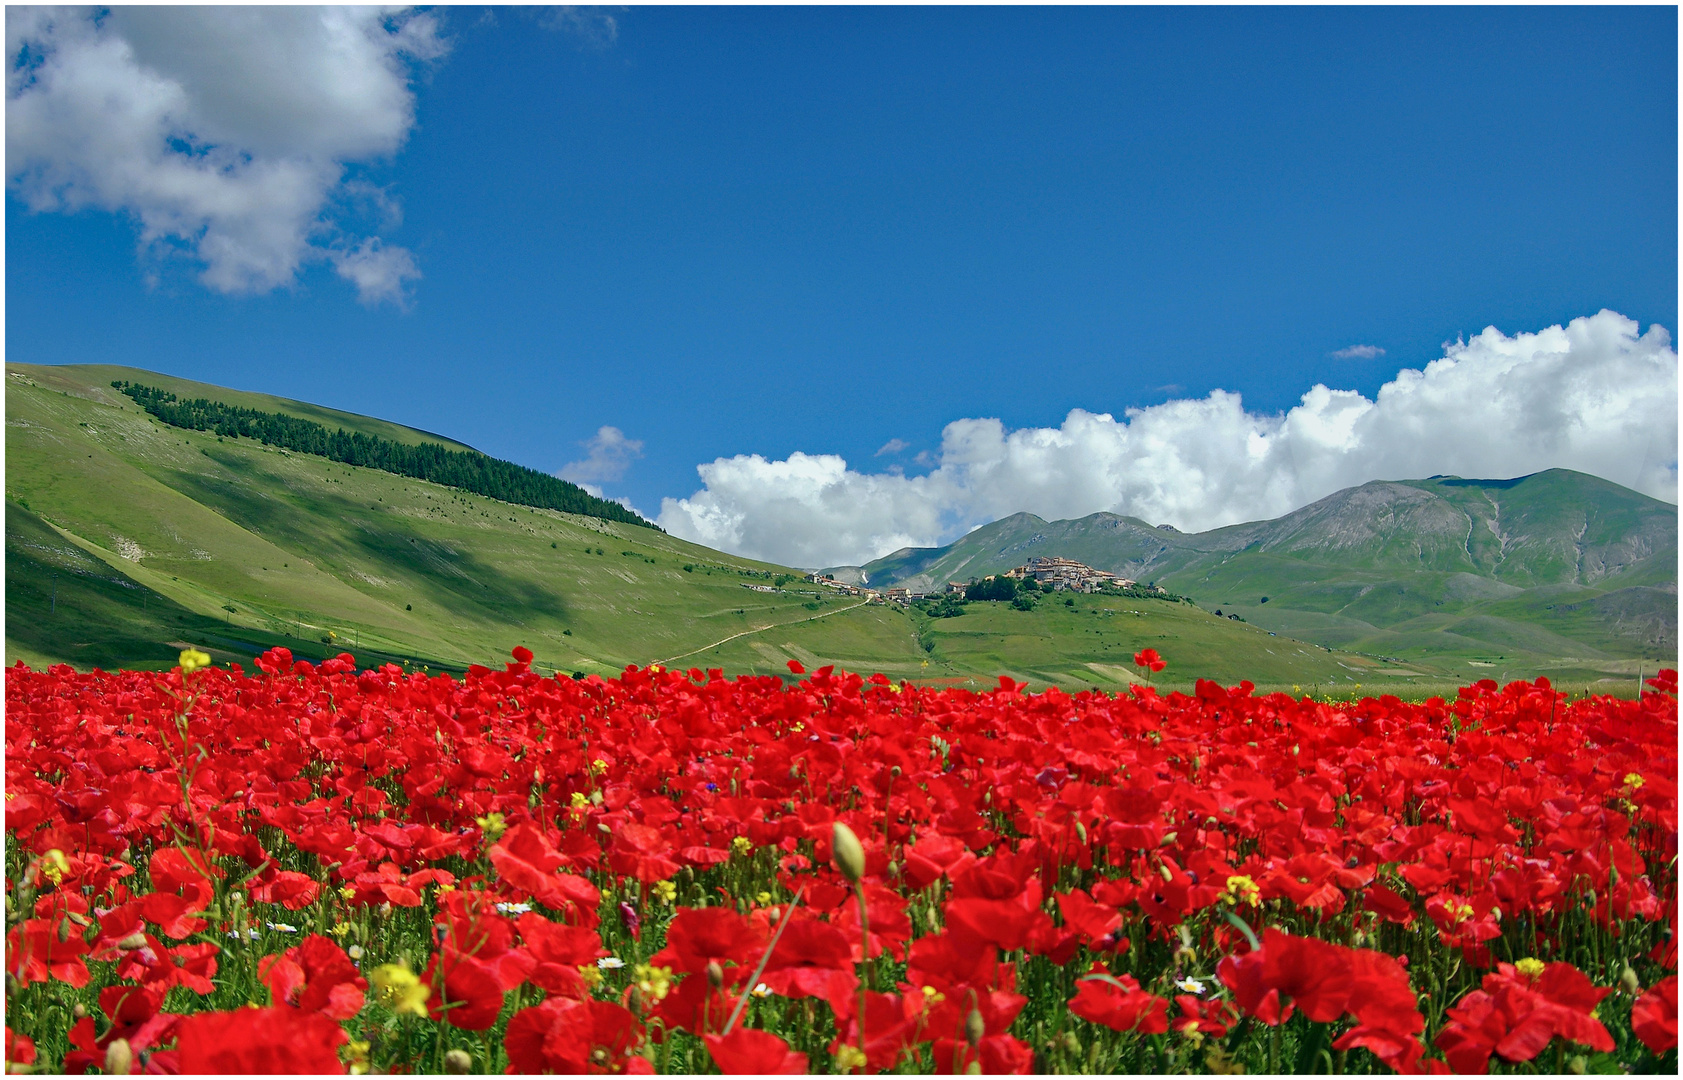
5, 363, 1661, 698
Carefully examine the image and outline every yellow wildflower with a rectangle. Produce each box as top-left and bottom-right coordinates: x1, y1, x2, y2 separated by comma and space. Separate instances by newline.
731, 836, 753, 857
1514, 957, 1546, 980
476, 812, 506, 842
328, 921, 353, 938
570, 791, 590, 811
755, 891, 773, 906
651, 879, 677, 905
1625, 772, 1646, 789
343, 1040, 372, 1076
632, 963, 674, 1002
1221, 874, 1260, 907
40, 849, 70, 886
178, 648, 212, 673
370, 962, 430, 1017
339, 885, 356, 900
579, 965, 604, 989
591, 759, 609, 775
834, 1045, 867, 1072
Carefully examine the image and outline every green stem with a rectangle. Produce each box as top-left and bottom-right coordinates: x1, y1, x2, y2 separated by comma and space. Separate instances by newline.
855, 880, 871, 1071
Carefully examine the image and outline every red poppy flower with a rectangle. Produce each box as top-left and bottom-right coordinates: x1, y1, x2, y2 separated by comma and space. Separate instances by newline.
1068, 965, 1169, 1034
489, 823, 591, 912
648, 905, 766, 979
147, 847, 218, 911
5, 1028, 36, 1070
705, 1027, 808, 1074
758, 917, 858, 1014
519, 912, 608, 997
1055, 888, 1122, 948
258, 934, 366, 1019
1434, 961, 1614, 1072
608, 822, 682, 885
829, 989, 932, 1072
423, 951, 506, 1031
1133, 649, 1166, 673
175, 1006, 347, 1074
249, 869, 322, 911
505, 998, 645, 1074
7, 917, 92, 988
1631, 976, 1678, 1054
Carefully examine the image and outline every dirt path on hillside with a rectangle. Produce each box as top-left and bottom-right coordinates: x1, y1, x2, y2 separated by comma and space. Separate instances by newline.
656, 599, 873, 665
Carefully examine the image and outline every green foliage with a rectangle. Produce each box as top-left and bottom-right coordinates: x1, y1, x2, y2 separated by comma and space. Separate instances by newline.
919, 595, 969, 619
112, 381, 656, 530
965, 575, 1019, 603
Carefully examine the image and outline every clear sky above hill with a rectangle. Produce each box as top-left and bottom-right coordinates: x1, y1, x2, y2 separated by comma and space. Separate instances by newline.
7, 6, 1677, 566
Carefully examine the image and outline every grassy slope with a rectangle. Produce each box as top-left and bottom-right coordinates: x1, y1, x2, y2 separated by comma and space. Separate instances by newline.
9, 363, 1658, 697
7, 363, 930, 676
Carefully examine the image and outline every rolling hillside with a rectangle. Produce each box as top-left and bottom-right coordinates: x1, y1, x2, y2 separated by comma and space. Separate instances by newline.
8, 363, 1391, 694
6, 363, 926, 678
847, 471, 1677, 680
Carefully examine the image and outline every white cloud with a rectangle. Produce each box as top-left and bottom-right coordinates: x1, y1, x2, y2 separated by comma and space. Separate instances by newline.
876, 438, 910, 456
660, 311, 1678, 568
6, 6, 444, 305
1331, 344, 1386, 360
560, 426, 644, 486
331, 237, 421, 308
538, 7, 620, 50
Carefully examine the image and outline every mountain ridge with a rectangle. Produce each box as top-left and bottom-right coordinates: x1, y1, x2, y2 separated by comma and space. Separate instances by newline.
841, 470, 1677, 662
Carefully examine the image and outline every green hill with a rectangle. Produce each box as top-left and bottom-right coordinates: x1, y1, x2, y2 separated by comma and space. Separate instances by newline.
9, 363, 1395, 695
9, 363, 1667, 697
849, 471, 1677, 684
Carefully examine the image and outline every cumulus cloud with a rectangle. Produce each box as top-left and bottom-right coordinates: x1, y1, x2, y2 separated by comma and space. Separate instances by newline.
660, 311, 1678, 568
6, 6, 444, 305
1331, 344, 1386, 360
331, 237, 421, 308
876, 438, 910, 456
560, 426, 644, 489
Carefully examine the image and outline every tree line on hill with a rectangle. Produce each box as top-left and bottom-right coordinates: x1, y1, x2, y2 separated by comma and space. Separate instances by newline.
111, 382, 657, 531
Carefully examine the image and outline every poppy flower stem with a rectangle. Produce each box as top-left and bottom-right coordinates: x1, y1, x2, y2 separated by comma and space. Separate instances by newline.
721, 885, 805, 1036
854, 878, 872, 1069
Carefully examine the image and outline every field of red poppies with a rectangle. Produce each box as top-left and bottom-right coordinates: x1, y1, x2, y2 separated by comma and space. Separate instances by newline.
5, 646, 1677, 1074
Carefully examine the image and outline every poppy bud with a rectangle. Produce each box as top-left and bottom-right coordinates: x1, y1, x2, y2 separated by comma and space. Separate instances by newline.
1061, 1031, 1081, 1055
965, 1060, 982, 1075
887, 860, 899, 878
444, 1050, 472, 1074
1158, 863, 1174, 883
1567, 1056, 1587, 1075
1622, 966, 1641, 995
832, 822, 866, 884
104, 1038, 133, 1076
73, 1003, 87, 1019
116, 931, 148, 951
1159, 832, 1177, 847
706, 960, 724, 989
964, 1007, 985, 1048
1075, 822, 1087, 844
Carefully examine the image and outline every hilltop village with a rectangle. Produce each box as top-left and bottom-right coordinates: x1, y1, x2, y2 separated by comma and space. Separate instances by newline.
804, 555, 1169, 605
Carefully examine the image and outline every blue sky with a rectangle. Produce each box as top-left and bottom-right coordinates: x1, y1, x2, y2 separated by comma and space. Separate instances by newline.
7, 6, 1678, 566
